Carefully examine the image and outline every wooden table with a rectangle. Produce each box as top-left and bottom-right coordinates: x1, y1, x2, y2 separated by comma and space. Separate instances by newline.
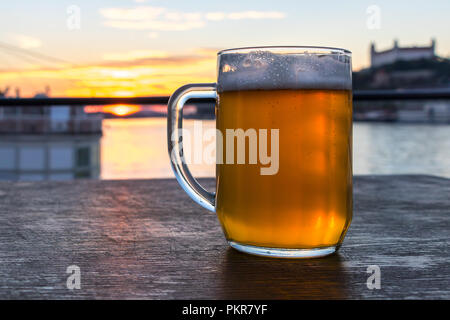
0, 175, 448, 299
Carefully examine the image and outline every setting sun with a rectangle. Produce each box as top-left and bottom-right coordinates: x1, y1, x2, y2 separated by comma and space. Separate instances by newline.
105, 105, 141, 116
84, 104, 142, 117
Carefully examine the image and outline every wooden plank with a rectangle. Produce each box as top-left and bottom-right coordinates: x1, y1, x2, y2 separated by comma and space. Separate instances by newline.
0, 175, 448, 299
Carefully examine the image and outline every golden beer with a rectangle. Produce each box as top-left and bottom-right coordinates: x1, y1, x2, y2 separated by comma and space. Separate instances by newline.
168, 46, 353, 257
216, 89, 352, 249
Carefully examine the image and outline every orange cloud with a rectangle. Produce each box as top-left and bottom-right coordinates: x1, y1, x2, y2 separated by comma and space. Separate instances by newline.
100, 6, 286, 31
100, 6, 205, 31
102, 50, 167, 61
9, 34, 42, 49
0, 49, 219, 97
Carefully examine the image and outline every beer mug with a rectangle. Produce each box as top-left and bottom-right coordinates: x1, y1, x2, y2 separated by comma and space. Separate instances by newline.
168, 46, 352, 258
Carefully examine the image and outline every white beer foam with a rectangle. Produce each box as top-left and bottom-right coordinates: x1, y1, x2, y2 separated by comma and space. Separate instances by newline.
217, 50, 352, 92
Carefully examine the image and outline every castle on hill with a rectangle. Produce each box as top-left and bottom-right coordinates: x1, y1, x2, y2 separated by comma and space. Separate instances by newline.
370, 39, 436, 68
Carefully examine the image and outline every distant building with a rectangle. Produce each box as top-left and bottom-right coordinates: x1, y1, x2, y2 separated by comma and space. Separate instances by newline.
0, 101, 102, 181
370, 39, 436, 68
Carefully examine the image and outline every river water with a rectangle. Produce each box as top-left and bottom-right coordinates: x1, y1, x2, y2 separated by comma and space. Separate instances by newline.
101, 118, 450, 179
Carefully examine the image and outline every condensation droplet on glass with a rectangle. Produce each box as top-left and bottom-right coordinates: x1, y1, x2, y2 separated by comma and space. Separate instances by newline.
222, 64, 235, 73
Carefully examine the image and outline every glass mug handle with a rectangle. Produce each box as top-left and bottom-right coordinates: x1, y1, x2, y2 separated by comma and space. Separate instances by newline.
167, 83, 217, 213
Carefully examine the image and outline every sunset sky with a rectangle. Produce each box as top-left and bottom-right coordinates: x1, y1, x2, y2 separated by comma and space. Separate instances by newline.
0, 0, 449, 97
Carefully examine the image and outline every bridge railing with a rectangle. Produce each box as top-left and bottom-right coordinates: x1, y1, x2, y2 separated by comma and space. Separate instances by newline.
0, 89, 449, 107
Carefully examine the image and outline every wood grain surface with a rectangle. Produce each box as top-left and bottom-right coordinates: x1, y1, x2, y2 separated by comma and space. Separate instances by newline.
0, 175, 448, 299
